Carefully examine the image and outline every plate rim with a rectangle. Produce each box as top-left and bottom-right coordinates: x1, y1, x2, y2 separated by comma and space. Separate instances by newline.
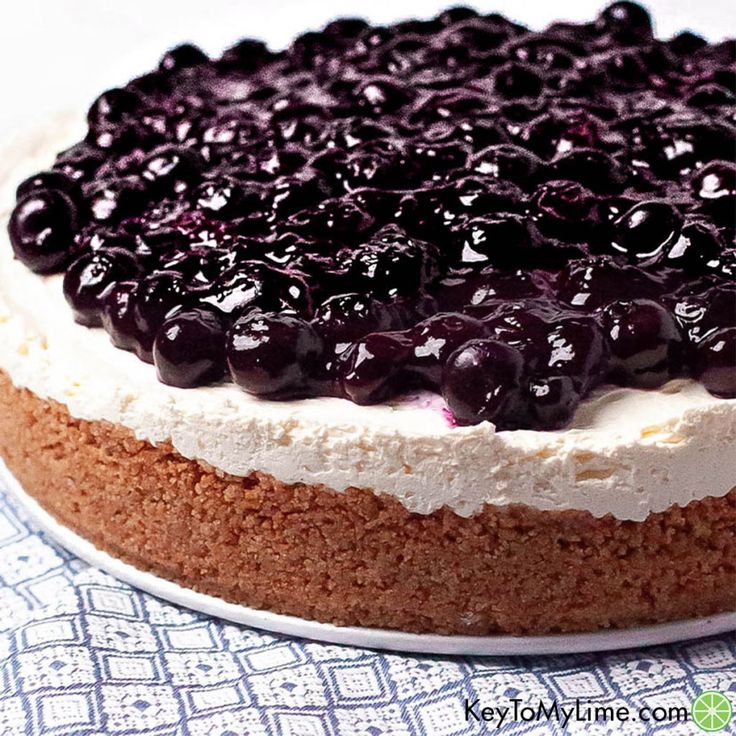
2, 461, 734, 656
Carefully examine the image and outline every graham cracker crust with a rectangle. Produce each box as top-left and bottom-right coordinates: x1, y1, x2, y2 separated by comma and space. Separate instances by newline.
0, 370, 734, 635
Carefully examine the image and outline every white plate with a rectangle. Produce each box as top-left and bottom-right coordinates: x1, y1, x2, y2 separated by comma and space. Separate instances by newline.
2, 462, 734, 656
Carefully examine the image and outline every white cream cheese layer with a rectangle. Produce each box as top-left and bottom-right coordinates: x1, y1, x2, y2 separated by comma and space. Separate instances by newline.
1, 120, 735, 521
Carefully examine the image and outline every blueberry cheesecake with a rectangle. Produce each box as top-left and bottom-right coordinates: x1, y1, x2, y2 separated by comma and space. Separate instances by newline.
1, 4, 735, 635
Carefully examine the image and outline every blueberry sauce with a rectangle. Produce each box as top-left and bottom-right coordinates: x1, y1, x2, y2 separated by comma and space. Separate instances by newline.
7, 3, 736, 427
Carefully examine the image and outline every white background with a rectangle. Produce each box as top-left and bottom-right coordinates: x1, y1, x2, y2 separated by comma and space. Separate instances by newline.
0, 0, 732, 137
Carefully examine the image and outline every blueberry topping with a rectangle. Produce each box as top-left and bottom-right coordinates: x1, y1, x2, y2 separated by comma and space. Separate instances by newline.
220, 38, 272, 70
494, 63, 543, 99
8, 5, 736, 428
53, 142, 105, 181
154, 308, 227, 388
558, 257, 666, 309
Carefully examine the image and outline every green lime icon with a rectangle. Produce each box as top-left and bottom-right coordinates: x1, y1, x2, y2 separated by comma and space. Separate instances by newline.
691, 691, 734, 732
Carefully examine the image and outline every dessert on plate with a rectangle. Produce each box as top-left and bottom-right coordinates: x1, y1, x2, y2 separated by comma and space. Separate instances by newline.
0, 3, 734, 635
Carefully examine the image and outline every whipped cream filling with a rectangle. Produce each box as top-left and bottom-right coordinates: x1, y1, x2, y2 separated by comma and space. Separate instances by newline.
1, 120, 735, 521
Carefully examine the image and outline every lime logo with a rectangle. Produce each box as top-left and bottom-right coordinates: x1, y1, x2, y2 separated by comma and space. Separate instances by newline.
691, 691, 733, 732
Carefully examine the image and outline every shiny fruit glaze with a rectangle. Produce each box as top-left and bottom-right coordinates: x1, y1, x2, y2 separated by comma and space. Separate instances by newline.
7, 3, 736, 428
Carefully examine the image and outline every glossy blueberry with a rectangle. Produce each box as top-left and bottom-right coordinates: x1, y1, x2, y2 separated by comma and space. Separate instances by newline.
196, 265, 267, 316
691, 160, 736, 226
100, 280, 140, 351
87, 176, 148, 222
523, 110, 601, 159
470, 144, 541, 188
452, 214, 541, 268
451, 118, 509, 149
160, 43, 208, 72
8, 191, 79, 273
312, 293, 394, 345
338, 331, 414, 404
547, 149, 626, 194
715, 250, 736, 280
437, 7, 478, 25
596, 2, 652, 40
558, 257, 667, 309
323, 18, 369, 37
601, 299, 683, 387
227, 312, 323, 398
345, 188, 400, 223
407, 313, 487, 388
493, 63, 543, 99
664, 221, 723, 272
668, 31, 707, 55
194, 177, 244, 218
87, 88, 143, 128
220, 38, 272, 69
53, 142, 105, 182
442, 339, 525, 427
131, 271, 190, 361
531, 180, 597, 240
271, 169, 332, 217
611, 201, 682, 260
483, 302, 551, 348
354, 77, 412, 114
527, 375, 580, 430
687, 84, 736, 108
161, 248, 223, 284
153, 308, 227, 388
63, 248, 141, 326
534, 317, 609, 392
284, 199, 376, 243
344, 145, 419, 189
692, 160, 736, 201
133, 228, 188, 264
641, 115, 731, 178
694, 328, 736, 398
16, 170, 80, 202
343, 225, 440, 298
141, 145, 203, 194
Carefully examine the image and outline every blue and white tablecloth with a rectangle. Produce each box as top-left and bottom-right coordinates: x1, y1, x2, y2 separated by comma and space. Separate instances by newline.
0, 483, 734, 736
